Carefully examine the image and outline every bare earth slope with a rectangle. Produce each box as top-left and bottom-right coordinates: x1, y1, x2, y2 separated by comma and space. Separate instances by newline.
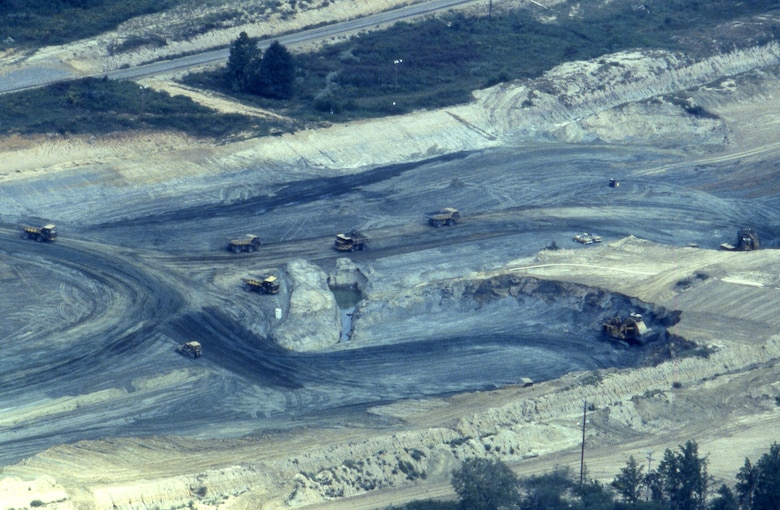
2, 4, 780, 510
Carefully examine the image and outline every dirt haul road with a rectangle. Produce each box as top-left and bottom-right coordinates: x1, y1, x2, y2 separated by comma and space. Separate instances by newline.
3, 30, 780, 510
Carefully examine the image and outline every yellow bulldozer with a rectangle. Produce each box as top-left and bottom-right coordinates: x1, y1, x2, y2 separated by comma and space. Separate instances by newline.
602, 312, 649, 344
720, 227, 760, 251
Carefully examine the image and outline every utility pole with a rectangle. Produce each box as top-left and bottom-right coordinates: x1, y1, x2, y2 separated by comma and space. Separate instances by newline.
580, 400, 587, 486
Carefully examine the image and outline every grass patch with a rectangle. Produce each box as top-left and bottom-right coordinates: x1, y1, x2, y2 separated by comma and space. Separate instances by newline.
0, 0, 188, 48
0, 77, 271, 138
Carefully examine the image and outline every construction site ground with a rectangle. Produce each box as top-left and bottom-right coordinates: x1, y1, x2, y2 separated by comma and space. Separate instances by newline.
2, 3, 780, 509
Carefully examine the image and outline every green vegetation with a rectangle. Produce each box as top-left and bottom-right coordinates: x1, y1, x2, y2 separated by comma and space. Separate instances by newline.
1, 0, 778, 137
386, 441, 780, 510
226, 34, 296, 99
451, 458, 520, 510
0, 77, 269, 138
186, 0, 780, 122
0, 0, 186, 48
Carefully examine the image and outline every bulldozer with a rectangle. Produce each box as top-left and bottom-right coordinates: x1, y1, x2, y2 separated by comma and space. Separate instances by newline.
242, 276, 280, 294
427, 208, 460, 227
602, 312, 649, 345
176, 341, 202, 358
334, 230, 368, 252
720, 227, 760, 251
21, 224, 57, 242
227, 234, 261, 253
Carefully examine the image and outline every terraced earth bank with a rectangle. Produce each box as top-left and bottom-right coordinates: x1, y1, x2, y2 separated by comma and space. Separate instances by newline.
3, 4, 780, 510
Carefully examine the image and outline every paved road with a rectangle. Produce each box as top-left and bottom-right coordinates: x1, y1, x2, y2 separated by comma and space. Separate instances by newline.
0, 0, 482, 93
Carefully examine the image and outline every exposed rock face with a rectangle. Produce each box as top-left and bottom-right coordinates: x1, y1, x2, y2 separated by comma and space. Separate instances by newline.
353, 272, 678, 347
272, 259, 341, 351
327, 257, 368, 289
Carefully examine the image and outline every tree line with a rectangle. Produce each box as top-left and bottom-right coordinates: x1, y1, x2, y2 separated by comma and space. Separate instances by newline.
225, 32, 295, 100
388, 441, 780, 510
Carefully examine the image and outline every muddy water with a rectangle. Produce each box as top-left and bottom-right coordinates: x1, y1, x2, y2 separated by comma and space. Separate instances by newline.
331, 286, 362, 342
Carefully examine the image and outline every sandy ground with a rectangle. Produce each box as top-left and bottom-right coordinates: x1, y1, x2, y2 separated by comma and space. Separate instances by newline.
2, 3, 780, 510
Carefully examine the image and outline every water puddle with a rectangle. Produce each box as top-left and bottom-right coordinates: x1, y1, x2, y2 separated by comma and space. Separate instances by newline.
331, 286, 362, 342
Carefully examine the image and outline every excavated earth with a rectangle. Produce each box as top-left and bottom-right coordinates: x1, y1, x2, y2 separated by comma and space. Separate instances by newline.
2, 3, 780, 510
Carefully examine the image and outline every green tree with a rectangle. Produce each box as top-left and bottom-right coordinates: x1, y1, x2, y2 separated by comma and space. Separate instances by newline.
612, 455, 645, 505
736, 458, 756, 509
657, 440, 708, 510
749, 442, 780, 510
575, 477, 615, 510
707, 484, 737, 510
644, 471, 665, 502
451, 458, 520, 510
519, 466, 574, 510
258, 40, 296, 99
226, 31, 261, 92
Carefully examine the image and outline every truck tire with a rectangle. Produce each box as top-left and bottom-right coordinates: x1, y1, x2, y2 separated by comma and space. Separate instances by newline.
232, 245, 241, 253
22, 232, 29, 239
36, 234, 44, 242
248, 245, 255, 252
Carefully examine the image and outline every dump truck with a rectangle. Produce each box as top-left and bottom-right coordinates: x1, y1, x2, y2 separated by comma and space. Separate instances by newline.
720, 227, 760, 251
176, 341, 202, 358
609, 178, 620, 188
227, 234, 261, 253
242, 276, 280, 294
573, 232, 602, 244
334, 230, 368, 252
427, 208, 460, 227
21, 224, 57, 242
602, 312, 649, 345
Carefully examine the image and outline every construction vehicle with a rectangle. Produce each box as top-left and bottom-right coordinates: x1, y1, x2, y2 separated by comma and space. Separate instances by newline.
334, 230, 368, 252
242, 276, 280, 294
227, 234, 261, 253
609, 178, 620, 188
427, 208, 460, 227
176, 341, 202, 358
573, 232, 602, 244
602, 312, 649, 345
21, 224, 57, 242
720, 227, 760, 251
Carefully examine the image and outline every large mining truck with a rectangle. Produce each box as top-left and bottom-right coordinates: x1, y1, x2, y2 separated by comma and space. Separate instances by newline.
602, 312, 650, 345
227, 234, 261, 253
720, 227, 760, 251
242, 276, 280, 294
176, 341, 202, 358
427, 208, 460, 227
334, 230, 368, 252
21, 224, 57, 242
573, 232, 602, 244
